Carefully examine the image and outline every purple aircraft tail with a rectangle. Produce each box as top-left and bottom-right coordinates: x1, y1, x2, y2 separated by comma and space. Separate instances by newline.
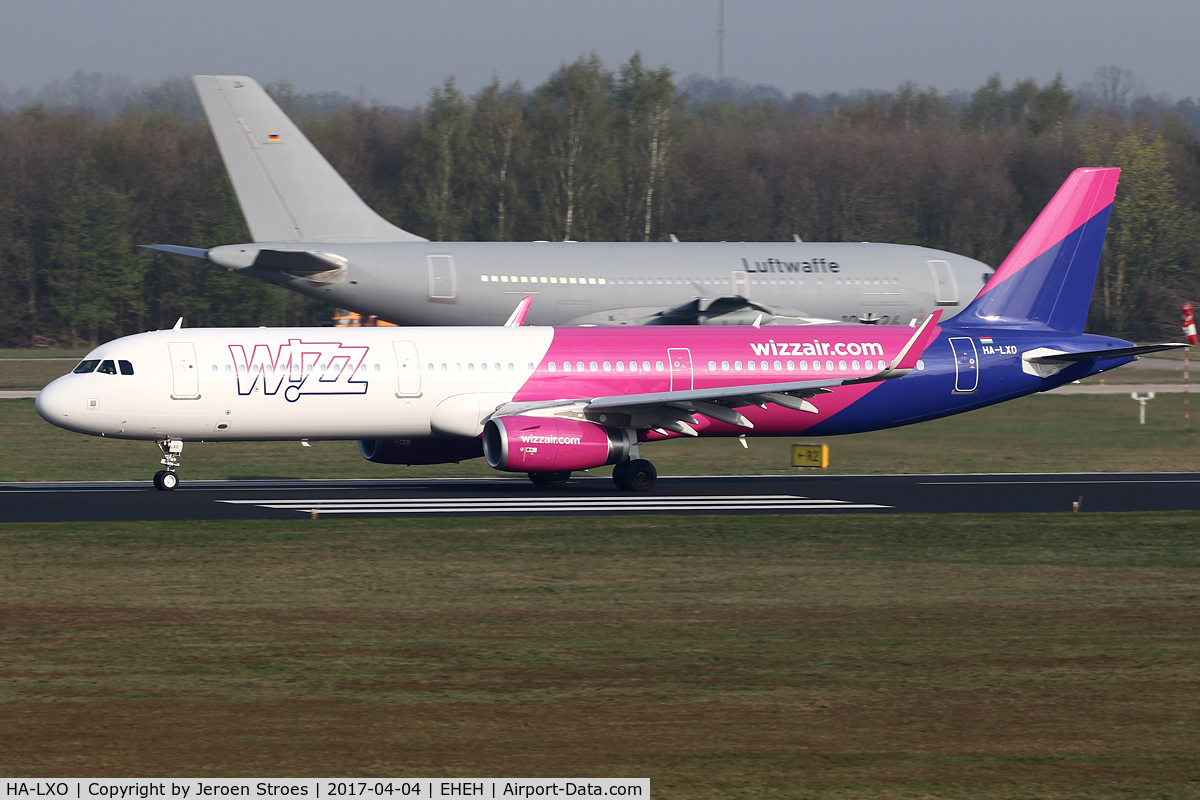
953, 167, 1120, 332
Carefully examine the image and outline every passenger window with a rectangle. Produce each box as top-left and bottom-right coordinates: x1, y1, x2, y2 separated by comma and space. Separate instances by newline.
548, 362, 556, 372
576, 362, 584, 371
602, 361, 611, 371
494, 363, 501, 371
655, 361, 664, 372
747, 361, 756, 371
225, 365, 232, 373
721, 361, 730, 371
786, 360, 795, 370
734, 361, 743, 371
562, 362, 571, 372
97, 360, 117, 375
642, 361, 651, 371
73, 360, 100, 374
468, 363, 475, 371
852, 360, 860, 371
508, 363, 515, 371
589, 361, 598, 372
773, 360, 781, 371
481, 362, 488, 371
210, 365, 217, 373
708, 361, 716, 371
799, 361, 808, 371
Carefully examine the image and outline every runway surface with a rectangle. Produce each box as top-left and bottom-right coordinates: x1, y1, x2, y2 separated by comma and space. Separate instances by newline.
2, 472, 1197, 522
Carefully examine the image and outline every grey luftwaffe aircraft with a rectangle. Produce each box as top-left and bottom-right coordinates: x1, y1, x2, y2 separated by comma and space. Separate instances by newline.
145, 75, 991, 328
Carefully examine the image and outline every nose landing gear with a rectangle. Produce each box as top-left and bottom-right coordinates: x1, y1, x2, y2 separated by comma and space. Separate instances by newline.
153, 438, 183, 491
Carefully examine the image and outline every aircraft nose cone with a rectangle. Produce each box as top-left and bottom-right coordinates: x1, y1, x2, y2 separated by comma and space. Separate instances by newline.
35, 377, 75, 428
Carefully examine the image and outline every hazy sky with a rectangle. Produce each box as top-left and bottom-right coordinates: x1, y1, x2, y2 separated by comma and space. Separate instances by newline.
2, 0, 1198, 104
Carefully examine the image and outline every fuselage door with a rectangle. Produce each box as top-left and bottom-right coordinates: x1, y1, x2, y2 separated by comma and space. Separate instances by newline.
168, 342, 200, 399
668, 347, 694, 391
948, 336, 979, 393
731, 270, 748, 297
393, 340, 422, 397
928, 259, 959, 305
427, 255, 457, 300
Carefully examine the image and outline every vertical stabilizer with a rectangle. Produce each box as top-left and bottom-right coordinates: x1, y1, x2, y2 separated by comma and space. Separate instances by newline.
193, 75, 427, 243
954, 167, 1119, 331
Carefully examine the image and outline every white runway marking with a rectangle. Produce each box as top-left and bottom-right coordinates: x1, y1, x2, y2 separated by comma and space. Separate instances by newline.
218, 494, 891, 515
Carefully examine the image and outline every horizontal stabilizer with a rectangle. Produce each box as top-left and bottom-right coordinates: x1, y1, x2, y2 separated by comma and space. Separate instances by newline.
141, 244, 209, 258
1026, 343, 1189, 363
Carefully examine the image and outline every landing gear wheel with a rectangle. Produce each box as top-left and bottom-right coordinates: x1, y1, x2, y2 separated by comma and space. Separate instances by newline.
528, 471, 571, 487
621, 459, 657, 492
612, 461, 632, 491
153, 470, 178, 491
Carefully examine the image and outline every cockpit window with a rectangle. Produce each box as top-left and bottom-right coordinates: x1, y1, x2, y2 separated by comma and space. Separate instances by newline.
119, 360, 134, 375
73, 360, 100, 374
97, 360, 117, 375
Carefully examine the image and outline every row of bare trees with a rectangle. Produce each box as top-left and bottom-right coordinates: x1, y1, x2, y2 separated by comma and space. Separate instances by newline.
1, 57, 1198, 347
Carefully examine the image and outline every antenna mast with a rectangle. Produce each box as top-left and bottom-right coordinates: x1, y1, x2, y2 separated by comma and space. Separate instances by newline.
717, 0, 725, 83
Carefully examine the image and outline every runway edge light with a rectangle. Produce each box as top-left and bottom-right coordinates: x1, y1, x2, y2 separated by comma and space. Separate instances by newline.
792, 443, 829, 469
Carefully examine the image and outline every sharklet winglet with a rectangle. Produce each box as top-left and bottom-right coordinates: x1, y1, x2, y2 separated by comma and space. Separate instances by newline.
504, 296, 535, 327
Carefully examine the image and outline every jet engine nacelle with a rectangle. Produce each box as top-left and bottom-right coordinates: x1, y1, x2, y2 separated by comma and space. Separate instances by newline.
358, 438, 483, 465
482, 416, 634, 473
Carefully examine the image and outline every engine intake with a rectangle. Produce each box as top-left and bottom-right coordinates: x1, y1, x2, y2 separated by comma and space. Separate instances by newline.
482, 416, 633, 473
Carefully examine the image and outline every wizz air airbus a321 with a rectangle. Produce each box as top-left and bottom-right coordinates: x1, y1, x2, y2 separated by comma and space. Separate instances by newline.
143, 75, 989, 328
40, 168, 1181, 491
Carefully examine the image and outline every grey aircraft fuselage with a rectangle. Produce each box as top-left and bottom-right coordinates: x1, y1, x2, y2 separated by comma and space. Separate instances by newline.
206, 240, 983, 327
158, 76, 992, 329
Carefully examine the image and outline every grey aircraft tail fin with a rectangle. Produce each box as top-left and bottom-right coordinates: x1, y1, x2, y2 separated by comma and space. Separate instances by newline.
193, 75, 427, 243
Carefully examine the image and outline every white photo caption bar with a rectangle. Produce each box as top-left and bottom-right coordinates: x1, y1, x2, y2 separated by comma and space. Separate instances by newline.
2, 781, 649, 799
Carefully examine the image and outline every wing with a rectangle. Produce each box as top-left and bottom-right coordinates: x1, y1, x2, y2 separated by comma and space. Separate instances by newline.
493, 311, 943, 436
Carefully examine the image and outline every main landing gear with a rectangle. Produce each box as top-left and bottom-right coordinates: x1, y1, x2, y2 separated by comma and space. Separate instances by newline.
524, 459, 658, 492
612, 459, 657, 492
153, 438, 183, 491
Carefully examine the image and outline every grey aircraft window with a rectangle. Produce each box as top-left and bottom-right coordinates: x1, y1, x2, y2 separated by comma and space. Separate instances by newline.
508, 363, 515, 371
787, 360, 795, 370
97, 360, 117, 375
548, 362, 556, 372
616, 361, 625, 372
226, 365, 232, 373
468, 363, 475, 371
562, 362, 571, 372
527, 363, 535, 370
493, 363, 500, 371
655, 361, 664, 372
708, 361, 716, 371
73, 360, 100, 374
642, 361, 651, 371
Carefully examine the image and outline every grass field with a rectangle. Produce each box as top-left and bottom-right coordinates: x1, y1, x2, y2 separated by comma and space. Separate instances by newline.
3, 391, 1199, 482
1, 513, 1198, 796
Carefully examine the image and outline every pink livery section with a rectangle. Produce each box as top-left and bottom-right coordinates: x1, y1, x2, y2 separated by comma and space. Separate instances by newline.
958, 167, 1120, 332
